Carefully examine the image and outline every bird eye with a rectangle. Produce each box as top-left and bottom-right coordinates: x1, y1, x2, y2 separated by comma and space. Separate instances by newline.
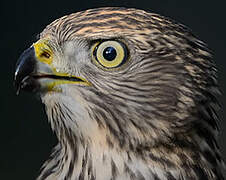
92, 40, 128, 69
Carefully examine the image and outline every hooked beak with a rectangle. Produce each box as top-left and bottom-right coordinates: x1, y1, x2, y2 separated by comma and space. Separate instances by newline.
14, 46, 39, 94
14, 40, 90, 95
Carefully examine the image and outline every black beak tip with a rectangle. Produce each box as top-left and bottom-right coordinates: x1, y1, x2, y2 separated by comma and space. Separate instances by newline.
14, 46, 37, 94
14, 77, 21, 96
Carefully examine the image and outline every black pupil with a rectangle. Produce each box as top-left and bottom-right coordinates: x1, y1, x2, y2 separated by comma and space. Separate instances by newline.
103, 47, 117, 61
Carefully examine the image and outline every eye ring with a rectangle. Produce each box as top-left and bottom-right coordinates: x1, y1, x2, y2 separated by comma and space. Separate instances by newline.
92, 40, 128, 69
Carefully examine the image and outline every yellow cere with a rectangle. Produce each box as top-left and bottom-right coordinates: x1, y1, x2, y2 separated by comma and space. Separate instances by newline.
93, 41, 125, 68
33, 39, 91, 91
33, 39, 53, 65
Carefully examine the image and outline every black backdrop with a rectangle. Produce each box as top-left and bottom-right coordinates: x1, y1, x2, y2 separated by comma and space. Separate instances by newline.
1, 0, 225, 179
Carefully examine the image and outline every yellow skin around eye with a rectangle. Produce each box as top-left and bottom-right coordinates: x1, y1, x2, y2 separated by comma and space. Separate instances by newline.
95, 41, 125, 68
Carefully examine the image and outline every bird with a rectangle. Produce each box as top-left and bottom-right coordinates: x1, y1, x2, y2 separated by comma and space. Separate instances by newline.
14, 7, 225, 180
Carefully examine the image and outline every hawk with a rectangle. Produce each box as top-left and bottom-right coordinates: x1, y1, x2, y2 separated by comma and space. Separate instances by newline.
14, 7, 225, 180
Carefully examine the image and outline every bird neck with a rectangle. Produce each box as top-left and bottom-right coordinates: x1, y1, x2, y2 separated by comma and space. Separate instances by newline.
38, 133, 224, 180
39, 93, 224, 180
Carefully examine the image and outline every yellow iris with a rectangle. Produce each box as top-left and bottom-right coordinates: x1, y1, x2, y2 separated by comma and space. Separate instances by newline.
92, 40, 127, 68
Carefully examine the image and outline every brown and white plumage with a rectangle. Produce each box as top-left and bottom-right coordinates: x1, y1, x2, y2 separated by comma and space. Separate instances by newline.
14, 7, 225, 180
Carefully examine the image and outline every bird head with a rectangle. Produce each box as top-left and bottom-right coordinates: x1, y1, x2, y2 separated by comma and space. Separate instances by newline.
14, 7, 220, 153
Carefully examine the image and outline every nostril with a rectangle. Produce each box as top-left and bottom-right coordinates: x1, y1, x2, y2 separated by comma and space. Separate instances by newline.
40, 51, 51, 59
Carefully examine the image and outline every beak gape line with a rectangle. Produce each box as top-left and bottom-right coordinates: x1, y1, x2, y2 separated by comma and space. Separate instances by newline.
14, 45, 88, 94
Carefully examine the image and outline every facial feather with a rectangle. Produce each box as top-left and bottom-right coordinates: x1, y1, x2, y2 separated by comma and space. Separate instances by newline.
15, 7, 225, 180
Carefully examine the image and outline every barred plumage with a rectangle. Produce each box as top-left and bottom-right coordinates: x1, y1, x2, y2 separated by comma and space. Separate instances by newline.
15, 7, 225, 180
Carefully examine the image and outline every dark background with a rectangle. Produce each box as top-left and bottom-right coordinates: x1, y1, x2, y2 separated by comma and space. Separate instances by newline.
1, 0, 225, 179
